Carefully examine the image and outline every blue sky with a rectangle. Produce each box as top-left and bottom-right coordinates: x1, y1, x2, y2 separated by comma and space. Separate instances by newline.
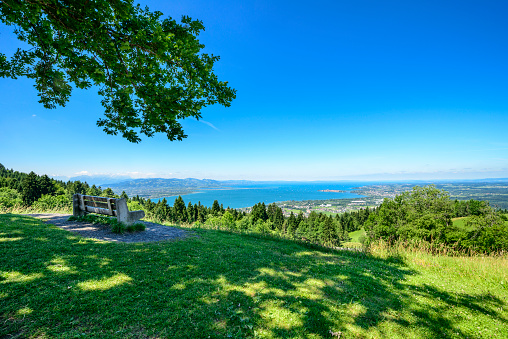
1, 0, 507, 181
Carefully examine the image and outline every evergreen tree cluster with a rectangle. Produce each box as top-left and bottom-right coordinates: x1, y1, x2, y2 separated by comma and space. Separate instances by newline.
130, 196, 373, 248
0, 163, 122, 210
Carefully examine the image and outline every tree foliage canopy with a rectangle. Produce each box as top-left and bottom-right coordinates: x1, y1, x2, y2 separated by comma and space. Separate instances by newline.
0, 0, 236, 142
365, 185, 508, 252
365, 185, 454, 244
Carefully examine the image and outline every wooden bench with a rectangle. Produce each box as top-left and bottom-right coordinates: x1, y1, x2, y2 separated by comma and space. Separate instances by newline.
72, 194, 145, 225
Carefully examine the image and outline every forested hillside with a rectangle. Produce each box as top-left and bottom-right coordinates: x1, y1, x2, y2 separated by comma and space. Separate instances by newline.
0, 163, 120, 210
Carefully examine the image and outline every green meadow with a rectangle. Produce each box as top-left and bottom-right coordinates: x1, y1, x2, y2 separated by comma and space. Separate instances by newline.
452, 215, 508, 230
451, 217, 476, 231
1, 214, 507, 338
342, 229, 366, 249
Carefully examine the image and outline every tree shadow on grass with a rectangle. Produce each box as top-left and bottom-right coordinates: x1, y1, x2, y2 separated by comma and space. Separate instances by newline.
1, 214, 507, 338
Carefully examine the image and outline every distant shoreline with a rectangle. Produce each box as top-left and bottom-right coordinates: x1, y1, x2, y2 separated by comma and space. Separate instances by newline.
318, 189, 348, 193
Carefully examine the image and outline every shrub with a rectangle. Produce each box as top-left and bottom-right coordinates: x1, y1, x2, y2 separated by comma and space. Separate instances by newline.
124, 223, 145, 232
127, 201, 144, 212
110, 220, 126, 234
254, 220, 272, 234
236, 218, 250, 230
461, 213, 508, 252
0, 187, 23, 209
133, 222, 146, 231
205, 216, 222, 229
221, 211, 236, 230
32, 194, 71, 211
358, 235, 366, 245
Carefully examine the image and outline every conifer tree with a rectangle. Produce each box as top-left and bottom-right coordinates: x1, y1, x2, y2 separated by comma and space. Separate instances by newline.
273, 207, 285, 231
297, 212, 304, 225
21, 171, 41, 205
211, 200, 221, 216
154, 198, 169, 222
173, 196, 187, 222
193, 203, 199, 222
251, 202, 268, 222
286, 212, 298, 235
38, 174, 55, 196
267, 203, 277, 221
187, 202, 195, 223
319, 216, 338, 247
197, 203, 206, 222
102, 187, 116, 198
87, 185, 102, 196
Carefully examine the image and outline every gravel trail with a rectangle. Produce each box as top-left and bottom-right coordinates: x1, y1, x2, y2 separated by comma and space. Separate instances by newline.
23, 213, 194, 243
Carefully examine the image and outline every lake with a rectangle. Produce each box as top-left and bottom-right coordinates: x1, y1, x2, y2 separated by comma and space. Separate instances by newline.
151, 181, 369, 209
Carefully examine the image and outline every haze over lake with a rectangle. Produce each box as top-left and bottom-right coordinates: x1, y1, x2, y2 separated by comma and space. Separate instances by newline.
152, 182, 369, 209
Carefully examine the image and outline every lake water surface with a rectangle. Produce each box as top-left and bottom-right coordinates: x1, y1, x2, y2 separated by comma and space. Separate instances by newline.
152, 182, 370, 209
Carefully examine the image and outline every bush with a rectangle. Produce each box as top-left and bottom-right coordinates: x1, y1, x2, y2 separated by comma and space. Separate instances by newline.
127, 201, 144, 212
254, 220, 272, 234
204, 216, 223, 229
133, 222, 146, 231
236, 218, 250, 230
110, 220, 126, 234
460, 213, 508, 252
32, 194, 71, 211
0, 187, 23, 209
358, 235, 366, 245
221, 211, 236, 230
125, 223, 146, 232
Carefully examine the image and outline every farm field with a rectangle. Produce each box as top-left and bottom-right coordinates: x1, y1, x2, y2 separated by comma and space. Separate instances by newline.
1, 214, 507, 338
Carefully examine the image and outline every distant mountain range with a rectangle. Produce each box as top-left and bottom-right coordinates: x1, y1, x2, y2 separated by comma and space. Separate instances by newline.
105, 178, 226, 198
50, 173, 508, 200
69, 175, 132, 185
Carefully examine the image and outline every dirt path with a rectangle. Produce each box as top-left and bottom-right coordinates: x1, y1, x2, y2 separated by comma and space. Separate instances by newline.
23, 213, 194, 243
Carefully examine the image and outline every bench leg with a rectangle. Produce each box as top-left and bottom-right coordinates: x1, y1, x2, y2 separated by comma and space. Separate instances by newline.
72, 194, 86, 217
116, 198, 145, 225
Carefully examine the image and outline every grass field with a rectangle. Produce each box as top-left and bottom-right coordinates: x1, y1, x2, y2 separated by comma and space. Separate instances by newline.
1, 214, 507, 338
452, 215, 508, 231
451, 217, 476, 231
342, 229, 366, 249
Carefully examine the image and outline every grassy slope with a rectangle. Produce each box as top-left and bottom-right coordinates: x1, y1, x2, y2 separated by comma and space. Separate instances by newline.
451, 217, 476, 231
452, 216, 508, 231
1, 214, 507, 339
348, 229, 366, 243
342, 229, 366, 249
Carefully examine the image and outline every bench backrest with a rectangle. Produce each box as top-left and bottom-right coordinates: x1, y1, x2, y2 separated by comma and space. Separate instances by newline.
74, 194, 118, 216
73, 193, 145, 225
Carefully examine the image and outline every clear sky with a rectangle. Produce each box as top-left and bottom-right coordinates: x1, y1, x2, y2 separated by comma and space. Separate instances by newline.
1, 0, 507, 181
